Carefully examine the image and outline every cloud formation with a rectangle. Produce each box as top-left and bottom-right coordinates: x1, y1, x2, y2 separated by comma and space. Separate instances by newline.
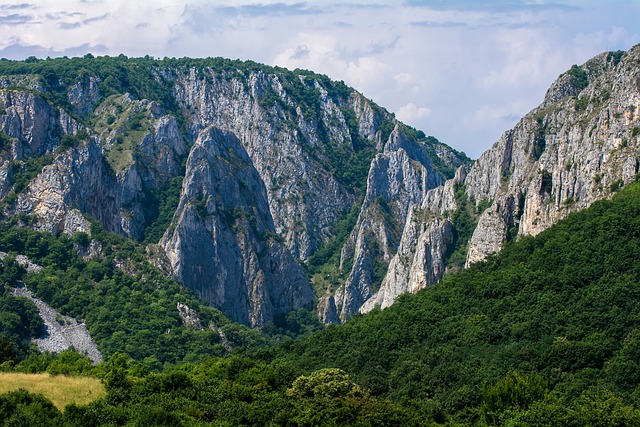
0, 0, 637, 158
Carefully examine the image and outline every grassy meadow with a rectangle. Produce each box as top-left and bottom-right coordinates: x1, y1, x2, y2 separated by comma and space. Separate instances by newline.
0, 372, 105, 410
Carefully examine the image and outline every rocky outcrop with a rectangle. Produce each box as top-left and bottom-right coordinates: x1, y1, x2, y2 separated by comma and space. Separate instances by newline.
11, 93, 187, 239
11, 283, 102, 364
333, 125, 444, 321
0, 89, 81, 164
16, 139, 114, 235
465, 46, 640, 265
177, 302, 203, 329
360, 216, 454, 313
168, 69, 383, 261
160, 127, 314, 327
67, 77, 101, 118
2, 251, 101, 364
358, 45, 640, 316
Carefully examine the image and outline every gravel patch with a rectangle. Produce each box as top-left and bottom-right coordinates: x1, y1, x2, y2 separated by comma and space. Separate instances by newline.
11, 283, 103, 364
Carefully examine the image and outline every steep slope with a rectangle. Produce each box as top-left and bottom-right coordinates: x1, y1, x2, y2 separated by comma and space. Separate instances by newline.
160, 126, 313, 326
364, 46, 640, 314
0, 56, 466, 326
271, 178, 640, 422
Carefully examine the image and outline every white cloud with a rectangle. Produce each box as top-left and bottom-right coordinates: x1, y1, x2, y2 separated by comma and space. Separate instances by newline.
396, 103, 432, 126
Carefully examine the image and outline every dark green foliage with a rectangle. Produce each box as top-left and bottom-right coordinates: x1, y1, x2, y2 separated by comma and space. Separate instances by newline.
421, 135, 472, 181
191, 196, 208, 220
0, 256, 43, 361
444, 184, 478, 270
632, 127, 640, 138
0, 223, 266, 366
0, 389, 62, 427
480, 371, 548, 424
540, 169, 553, 194
476, 198, 492, 215
14, 348, 94, 376
262, 308, 324, 339
142, 176, 184, 244
610, 178, 623, 193
532, 117, 548, 160
264, 180, 640, 422
7, 356, 424, 426
58, 130, 88, 151
0, 131, 11, 153
307, 202, 361, 273
0, 294, 43, 362
574, 95, 590, 112
568, 64, 589, 91
607, 50, 625, 66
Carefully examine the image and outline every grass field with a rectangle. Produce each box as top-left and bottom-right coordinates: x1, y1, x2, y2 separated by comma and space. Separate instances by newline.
0, 372, 105, 410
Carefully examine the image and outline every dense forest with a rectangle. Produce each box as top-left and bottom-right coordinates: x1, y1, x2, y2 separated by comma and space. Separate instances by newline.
2, 170, 640, 425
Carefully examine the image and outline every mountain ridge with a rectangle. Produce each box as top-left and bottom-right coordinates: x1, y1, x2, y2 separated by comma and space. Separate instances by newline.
0, 54, 468, 327
0, 45, 638, 329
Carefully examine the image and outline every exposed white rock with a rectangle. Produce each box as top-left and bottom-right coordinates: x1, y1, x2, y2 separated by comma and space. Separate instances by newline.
374, 45, 640, 314
177, 302, 203, 329
11, 283, 102, 364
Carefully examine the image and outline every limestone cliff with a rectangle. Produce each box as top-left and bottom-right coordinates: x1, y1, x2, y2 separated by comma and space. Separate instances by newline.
0, 57, 467, 326
333, 125, 444, 321
363, 46, 640, 315
160, 126, 314, 326
1, 46, 636, 327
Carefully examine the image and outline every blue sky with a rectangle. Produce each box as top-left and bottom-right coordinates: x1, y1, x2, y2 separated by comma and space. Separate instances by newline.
0, 1, 637, 158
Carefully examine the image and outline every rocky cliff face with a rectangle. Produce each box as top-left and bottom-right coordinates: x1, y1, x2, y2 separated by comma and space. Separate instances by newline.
465, 48, 639, 264
361, 46, 640, 315
0, 58, 466, 326
160, 126, 314, 326
332, 125, 444, 321
2, 46, 636, 327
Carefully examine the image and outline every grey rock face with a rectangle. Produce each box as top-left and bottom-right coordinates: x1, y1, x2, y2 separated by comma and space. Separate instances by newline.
334, 125, 443, 321
360, 215, 454, 313
465, 46, 640, 265
366, 45, 640, 316
358, 168, 464, 315
160, 127, 314, 326
16, 139, 117, 235
169, 69, 379, 261
0, 89, 81, 159
177, 302, 203, 329
67, 77, 101, 118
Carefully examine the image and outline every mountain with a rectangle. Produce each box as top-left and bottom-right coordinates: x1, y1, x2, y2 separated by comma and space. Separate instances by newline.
5, 159, 640, 426
0, 44, 638, 336
1, 43, 640, 427
355, 46, 640, 315
0, 55, 468, 328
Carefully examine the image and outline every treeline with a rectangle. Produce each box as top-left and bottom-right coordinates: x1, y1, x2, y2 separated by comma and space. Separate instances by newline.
0, 54, 352, 124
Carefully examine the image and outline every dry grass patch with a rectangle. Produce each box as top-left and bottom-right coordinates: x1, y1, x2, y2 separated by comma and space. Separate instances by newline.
0, 372, 105, 410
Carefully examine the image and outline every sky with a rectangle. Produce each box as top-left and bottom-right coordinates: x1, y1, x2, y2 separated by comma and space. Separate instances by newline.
0, 1, 638, 158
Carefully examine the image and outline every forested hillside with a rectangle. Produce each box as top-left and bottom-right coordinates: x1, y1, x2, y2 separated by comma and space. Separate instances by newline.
2, 162, 640, 426
265, 176, 640, 425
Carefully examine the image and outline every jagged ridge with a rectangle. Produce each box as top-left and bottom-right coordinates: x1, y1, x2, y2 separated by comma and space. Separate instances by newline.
0, 55, 468, 326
